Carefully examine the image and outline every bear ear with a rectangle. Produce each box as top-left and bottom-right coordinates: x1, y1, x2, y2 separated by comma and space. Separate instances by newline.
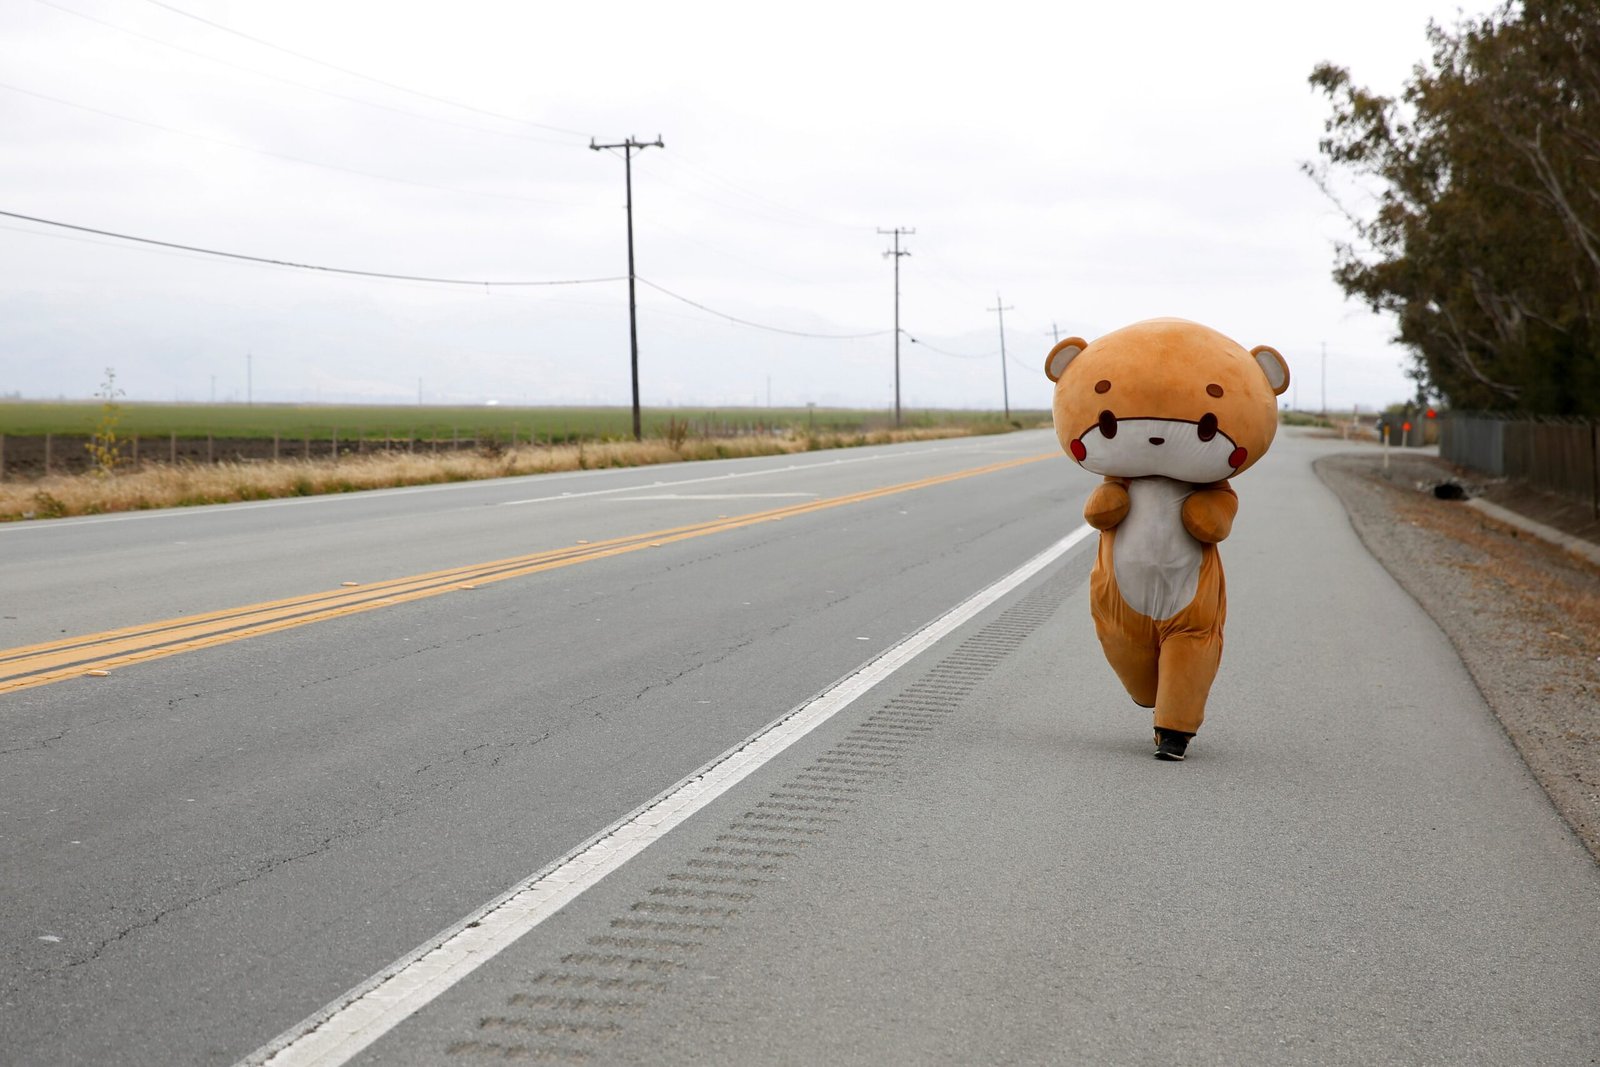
1250, 344, 1290, 396
1045, 337, 1088, 382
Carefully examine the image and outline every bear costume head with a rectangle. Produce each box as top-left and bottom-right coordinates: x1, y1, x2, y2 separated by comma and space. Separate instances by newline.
1044, 317, 1290, 482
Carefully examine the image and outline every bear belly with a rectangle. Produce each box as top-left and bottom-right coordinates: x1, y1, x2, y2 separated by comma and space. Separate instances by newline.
1111, 476, 1202, 621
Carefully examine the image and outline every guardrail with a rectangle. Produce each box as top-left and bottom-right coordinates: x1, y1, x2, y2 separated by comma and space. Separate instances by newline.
1440, 413, 1599, 516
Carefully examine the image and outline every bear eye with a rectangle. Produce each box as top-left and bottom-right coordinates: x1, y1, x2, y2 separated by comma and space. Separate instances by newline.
1094, 380, 1111, 394
1206, 384, 1224, 398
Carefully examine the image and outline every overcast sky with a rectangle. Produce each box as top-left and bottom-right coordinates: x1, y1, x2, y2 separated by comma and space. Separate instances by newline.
1, 0, 1482, 413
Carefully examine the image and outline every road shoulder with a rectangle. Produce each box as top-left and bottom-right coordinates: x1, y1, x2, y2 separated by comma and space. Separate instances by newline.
337, 435, 1600, 1064
1315, 451, 1600, 862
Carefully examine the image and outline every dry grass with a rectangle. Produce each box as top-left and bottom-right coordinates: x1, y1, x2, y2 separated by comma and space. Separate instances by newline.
0, 426, 990, 522
1390, 489, 1600, 662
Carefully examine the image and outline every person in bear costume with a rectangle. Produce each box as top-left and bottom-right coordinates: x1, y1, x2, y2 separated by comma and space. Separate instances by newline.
1044, 318, 1290, 761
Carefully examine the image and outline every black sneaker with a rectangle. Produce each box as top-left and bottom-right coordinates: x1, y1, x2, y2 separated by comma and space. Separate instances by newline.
1153, 728, 1193, 761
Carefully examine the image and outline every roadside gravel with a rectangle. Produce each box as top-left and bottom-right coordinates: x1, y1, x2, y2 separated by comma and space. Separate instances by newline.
1317, 451, 1600, 862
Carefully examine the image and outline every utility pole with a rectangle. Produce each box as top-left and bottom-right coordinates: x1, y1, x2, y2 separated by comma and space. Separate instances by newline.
878, 227, 914, 426
1321, 341, 1327, 416
1045, 322, 1061, 344
988, 294, 1014, 421
591, 135, 664, 441
246, 351, 253, 405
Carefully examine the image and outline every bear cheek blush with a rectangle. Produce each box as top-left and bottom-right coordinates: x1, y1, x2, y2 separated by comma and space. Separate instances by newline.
1070, 439, 1088, 462
1229, 446, 1248, 468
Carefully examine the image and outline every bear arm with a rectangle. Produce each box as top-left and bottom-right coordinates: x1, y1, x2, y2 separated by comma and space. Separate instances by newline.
1084, 477, 1131, 530
1182, 482, 1238, 543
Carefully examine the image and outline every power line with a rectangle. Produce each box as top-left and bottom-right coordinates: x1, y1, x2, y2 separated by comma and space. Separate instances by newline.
29, 0, 579, 148
0, 209, 625, 287
137, 0, 590, 137
637, 278, 891, 340
911, 244, 992, 304
906, 334, 1047, 400
1007, 352, 1041, 378
905, 335, 995, 360
0, 81, 583, 207
3, 207, 895, 336
640, 217, 822, 285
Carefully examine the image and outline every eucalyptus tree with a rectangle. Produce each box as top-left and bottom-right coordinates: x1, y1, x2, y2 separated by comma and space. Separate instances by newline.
1307, 0, 1599, 415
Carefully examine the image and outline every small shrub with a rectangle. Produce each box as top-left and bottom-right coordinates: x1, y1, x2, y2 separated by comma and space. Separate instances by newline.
84, 368, 127, 477
662, 416, 690, 452
32, 490, 67, 518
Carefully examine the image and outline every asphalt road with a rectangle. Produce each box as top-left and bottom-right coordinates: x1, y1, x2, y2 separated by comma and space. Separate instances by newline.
2, 429, 1596, 1065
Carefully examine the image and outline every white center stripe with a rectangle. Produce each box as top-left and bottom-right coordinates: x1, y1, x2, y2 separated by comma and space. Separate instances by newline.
239, 523, 1094, 1067
493, 442, 969, 507
615, 492, 818, 501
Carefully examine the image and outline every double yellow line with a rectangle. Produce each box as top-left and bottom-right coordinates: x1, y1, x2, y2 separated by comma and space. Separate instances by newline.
1, 453, 1052, 696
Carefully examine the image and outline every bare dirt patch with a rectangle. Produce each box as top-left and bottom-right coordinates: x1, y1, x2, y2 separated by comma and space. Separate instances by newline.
1317, 452, 1600, 861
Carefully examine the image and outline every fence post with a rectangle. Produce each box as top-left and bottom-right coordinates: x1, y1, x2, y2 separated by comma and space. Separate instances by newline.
44, 433, 52, 475
132, 434, 139, 469
170, 432, 177, 465
207, 434, 214, 464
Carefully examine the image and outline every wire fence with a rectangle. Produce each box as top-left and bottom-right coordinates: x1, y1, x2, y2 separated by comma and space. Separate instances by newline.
0, 407, 1014, 480
0, 420, 809, 480
1440, 412, 1600, 516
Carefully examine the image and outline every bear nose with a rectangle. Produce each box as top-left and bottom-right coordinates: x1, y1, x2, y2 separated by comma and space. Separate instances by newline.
1149, 437, 1165, 446
1097, 410, 1118, 439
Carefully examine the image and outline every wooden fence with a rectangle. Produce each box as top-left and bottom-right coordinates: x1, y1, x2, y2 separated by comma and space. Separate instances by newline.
1440, 413, 1600, 516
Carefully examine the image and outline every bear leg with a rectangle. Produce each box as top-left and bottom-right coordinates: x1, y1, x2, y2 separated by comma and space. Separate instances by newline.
1095, 624, 1159, 710
1152, 631, 1222, 735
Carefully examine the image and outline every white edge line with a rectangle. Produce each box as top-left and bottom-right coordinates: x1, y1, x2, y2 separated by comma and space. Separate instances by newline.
240, 522, 1093, 1067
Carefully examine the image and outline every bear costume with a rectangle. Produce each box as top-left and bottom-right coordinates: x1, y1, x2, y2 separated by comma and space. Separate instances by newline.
1045, 318, 1290, 760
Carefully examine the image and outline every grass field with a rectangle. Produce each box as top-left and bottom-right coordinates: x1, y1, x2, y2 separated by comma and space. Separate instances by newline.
0, 401, 1043, 441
